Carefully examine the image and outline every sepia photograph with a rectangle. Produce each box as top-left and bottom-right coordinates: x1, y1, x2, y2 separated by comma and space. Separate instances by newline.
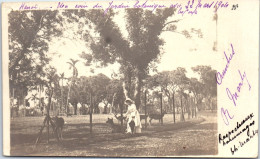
4, 1, 227, 156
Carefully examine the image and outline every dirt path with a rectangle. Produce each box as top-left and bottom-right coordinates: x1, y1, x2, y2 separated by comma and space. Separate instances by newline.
31, 116, 217, 157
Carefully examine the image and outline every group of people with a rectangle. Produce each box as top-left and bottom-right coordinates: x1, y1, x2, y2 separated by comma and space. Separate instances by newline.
124, 98, 142, 134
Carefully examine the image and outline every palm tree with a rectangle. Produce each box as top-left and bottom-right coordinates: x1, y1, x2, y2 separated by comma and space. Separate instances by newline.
66, 59, 79, 115
36, 78, 45, 115
59, 73, 65, 113
31, 93, 39, 108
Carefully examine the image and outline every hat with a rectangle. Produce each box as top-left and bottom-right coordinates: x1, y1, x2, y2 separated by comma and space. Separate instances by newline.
125, 98, 133, 104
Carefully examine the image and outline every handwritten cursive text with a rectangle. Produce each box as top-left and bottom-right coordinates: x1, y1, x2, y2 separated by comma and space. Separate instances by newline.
216, 43, 236, 85
226, 70, 251, 106
219, 113, 254, 146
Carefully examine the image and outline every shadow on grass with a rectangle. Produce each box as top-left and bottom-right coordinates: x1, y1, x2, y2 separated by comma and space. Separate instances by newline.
10, 117, 206, 156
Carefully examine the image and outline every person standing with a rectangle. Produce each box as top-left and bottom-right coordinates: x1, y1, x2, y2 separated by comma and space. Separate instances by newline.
125, 98, 142, 133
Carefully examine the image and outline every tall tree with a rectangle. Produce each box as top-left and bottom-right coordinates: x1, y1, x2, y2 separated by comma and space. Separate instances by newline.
63, 8, 203, 109
59, 73, 66, 113
107, 79, 125, 126
188, 77, 203, 113
192, 65, 217, 110
64, 8, 186, 109
77, 76, 90, 112
69, 81, 80, 115
66, 59, 79, 114
9, 10, 63, 108
44, 66, 59, 142
146, 71, 171, 111
87, 73, 111, 113
9, 10, 62, 78
146, 67, 188, 122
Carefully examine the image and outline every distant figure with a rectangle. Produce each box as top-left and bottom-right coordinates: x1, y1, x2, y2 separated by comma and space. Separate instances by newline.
125, 98, 142, 134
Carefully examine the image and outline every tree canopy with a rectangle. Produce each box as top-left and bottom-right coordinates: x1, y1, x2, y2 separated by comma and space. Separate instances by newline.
8, 10, 63, 106
63, 8, 185, 109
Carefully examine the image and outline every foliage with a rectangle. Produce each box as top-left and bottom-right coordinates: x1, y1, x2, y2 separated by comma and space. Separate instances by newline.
191, 65, 217, 110
63, 8, 184, 109
147, 67, 189, 97
61, 8, 204, 109
191, 65, 217, 98
9, 10, 63, 105
68, 74, 111, 114
106, 79, 125, 113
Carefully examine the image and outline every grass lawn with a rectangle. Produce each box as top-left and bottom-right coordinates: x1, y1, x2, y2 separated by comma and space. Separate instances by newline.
9, 111, 217, 156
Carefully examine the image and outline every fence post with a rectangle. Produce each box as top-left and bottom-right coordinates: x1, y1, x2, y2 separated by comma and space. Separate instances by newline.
90, 92, 93, 133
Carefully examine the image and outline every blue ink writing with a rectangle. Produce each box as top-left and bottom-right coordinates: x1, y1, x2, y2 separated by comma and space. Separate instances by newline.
75, 4, 88, 9
104, 1, 129, 14
178, 0, 198, 16
57, 2, 68, 9
226, 70, 251, 106
221, 107, 234, 125
93, 3, 102, 8
214, 1, 229, 11
133, 0, 166, 12
19, 3, 38, 10
203, 1, 214, 8
177, 0, 228, 16
185, 0, 195, 9
216, 43, 236, 85
18, 1, 230, 15
169, 3, 181, 9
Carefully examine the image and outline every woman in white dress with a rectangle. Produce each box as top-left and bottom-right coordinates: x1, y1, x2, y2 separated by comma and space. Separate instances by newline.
125, 98, 142, 133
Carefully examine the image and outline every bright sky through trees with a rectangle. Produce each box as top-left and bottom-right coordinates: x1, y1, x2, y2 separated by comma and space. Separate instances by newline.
48, 8, 220, 79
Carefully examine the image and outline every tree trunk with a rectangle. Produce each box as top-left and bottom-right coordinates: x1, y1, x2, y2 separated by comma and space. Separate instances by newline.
74, 104, 77, 115
180, 95, 185, 122
39, 86, 42, 111
144, 90, 147, 128
111, 93, 116, 110
123, 69, 142, 110
172, 93, 175, 123
134, 75, 142, 110
192, 101, 194, 118
90, 93, 93, 133
46, 87, 53, 143
209, 97, 213, 112
66, 83, 71, 115
191, 97, 194, 118
60, 80, 63, 113
35, 116, 47, 145
194, 98, 197, 117
127, 70, 132, 97
120, 102, 123, 127
166, 93, 171, 114
188, 97, 191, 119
160, 93, 163, 125
122, 81, 130, 100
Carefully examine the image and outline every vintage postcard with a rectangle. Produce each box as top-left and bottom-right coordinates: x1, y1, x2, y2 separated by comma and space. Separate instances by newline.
2, 0, 259, 157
